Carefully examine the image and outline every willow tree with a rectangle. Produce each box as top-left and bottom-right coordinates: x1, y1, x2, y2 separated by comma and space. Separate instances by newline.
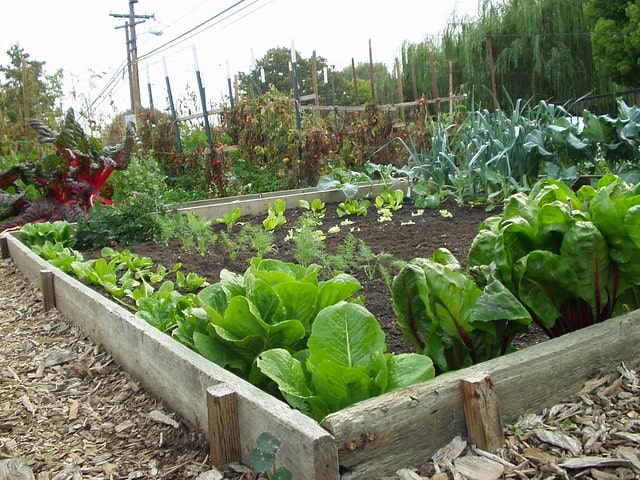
403, 0, 597, 109
493, 0, 596, 102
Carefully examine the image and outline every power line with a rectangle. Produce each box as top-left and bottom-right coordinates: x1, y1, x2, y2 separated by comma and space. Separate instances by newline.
91, 0, 273, 114
138, 0, 247, 62
89, 61, 128, 110
142, 0, 271, 70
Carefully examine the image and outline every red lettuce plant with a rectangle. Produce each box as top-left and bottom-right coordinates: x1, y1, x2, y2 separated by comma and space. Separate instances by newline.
0, 109, 135, 233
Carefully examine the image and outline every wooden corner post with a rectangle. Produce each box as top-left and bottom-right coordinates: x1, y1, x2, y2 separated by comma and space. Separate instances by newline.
40, 269, 56, 311
206, 383, 241, 467
0, 236, 9, 259
460, 372, 504, 453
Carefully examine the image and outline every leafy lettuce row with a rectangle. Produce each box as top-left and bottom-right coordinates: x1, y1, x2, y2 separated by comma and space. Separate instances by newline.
18, 226, 435, 422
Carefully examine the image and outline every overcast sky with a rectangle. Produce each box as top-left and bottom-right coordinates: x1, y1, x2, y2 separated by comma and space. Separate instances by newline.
1, 0, 480, 121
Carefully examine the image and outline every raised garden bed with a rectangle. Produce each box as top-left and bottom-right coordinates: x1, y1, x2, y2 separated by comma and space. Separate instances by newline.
3, 185, 640, 479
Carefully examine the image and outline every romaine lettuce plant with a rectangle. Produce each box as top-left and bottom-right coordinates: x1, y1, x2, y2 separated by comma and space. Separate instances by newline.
337, 198, 370, 217
262, 199, 287, 231
216, 207, 242, 231
257, 301, 435, 421
176, 258, 364, 384
19, 221, 76, 249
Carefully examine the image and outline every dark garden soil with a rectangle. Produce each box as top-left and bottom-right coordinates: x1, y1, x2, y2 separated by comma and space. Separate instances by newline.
116, 197, 536, 354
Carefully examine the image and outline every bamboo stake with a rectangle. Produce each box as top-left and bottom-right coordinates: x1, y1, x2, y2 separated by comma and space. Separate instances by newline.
369, 39, 376, 105
312, 51, 319, 107
487, 37, 498, 110
395, 58, 405, 123
351, 58, 360, 106
428, 46, 440, 116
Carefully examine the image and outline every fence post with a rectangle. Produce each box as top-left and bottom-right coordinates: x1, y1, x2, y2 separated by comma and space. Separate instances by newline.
192, 46, 214, 151
226, 60, 235, 109
163, 57, 182, 153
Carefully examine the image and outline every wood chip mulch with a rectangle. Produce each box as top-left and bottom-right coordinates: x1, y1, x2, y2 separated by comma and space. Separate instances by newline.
0, 259, 210, 479
389, 364, 640, 480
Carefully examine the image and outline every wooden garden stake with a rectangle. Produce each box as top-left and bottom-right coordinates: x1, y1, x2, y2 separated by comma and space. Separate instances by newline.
207, 384, 241, 467
460, 373, 504, 452
40, 269, 56, 311
0, 236, 9, 259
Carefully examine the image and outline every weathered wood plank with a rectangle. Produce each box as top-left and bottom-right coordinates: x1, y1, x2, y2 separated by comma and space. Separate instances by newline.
178, 182, 407, 219
0, 235, 9, 259
322, 310, 640, 479
459, 373, 504, 453
207, 384, 241, 466
39, 269, 56, 311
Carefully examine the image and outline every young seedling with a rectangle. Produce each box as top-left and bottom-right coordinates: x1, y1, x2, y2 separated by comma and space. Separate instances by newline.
216, 207, 242, 231
299, 198, 326, 220
336, 198, 370, 217
263, 199, 287, 231
375, 188, 404, 212
249, 432, 292, 480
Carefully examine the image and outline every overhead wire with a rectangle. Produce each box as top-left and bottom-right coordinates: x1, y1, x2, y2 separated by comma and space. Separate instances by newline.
92, 0, 272, 113
138, 0, 248, 62
140, 0, 269, 70
89, 59, 129, 110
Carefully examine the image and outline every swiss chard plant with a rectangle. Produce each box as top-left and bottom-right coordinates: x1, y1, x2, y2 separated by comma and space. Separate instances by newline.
392, 249, 531, 373
257, 301, 435, 421
0, 109, 135, 233
468, 174, 640, 337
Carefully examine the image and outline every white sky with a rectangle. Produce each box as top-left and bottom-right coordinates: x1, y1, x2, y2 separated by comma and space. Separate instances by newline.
1, 0, 480, 123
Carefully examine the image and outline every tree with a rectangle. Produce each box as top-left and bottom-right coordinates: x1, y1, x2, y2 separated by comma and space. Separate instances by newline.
237, 47, 330, 100
0, 44, 63, 149
585, 0, 640, 88
418, 0, 597, 108
332, 62, 393, 105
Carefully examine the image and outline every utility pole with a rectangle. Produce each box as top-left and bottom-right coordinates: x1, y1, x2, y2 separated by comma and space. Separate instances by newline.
110, 1, 154, 118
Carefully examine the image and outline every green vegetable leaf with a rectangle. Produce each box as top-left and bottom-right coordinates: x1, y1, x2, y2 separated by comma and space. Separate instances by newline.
385, 353, 435, 390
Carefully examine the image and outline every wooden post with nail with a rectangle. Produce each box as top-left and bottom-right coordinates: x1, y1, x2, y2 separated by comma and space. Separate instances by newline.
0, 236, 9, 259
